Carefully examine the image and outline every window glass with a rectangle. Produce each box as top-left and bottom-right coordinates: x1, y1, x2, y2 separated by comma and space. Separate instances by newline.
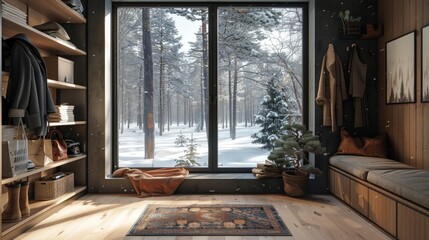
117, 7, 209, 168
115, 5, 305, 171
217, 7, 304, 168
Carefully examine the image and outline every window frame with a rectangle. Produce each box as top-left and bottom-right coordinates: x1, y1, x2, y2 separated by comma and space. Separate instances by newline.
112, 2, 309, 173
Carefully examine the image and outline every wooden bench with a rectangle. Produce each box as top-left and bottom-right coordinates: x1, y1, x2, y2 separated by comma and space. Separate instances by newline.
328, 155, 429, 239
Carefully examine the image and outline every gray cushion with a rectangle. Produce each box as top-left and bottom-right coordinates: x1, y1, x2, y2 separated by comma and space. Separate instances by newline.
367, 169, 429, 209
329, 155, 413, 180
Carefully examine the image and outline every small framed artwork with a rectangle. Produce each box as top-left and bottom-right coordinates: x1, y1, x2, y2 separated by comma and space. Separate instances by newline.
422, 25, 429, 102
386, 31, 416, 104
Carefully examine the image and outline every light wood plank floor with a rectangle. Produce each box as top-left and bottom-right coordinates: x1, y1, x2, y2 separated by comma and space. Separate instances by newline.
16, 194, 391, 240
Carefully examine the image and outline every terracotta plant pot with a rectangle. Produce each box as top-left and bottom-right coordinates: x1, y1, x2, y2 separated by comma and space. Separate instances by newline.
282, 169, 309, 197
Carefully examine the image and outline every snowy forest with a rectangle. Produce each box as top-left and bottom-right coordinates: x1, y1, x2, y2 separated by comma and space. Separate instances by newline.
116, 7, 304, 168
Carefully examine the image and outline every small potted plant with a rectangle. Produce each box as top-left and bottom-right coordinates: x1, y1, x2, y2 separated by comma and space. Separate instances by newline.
267, 124, 325, 197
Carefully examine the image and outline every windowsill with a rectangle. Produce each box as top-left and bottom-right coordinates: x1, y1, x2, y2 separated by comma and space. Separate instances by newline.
107, 173, 284, 194
184, 173, 258, 179
106, 173, 258, 180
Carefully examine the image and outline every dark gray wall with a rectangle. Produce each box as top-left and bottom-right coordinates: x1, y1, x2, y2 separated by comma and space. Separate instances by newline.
87, 0, 379, 194
315, 0, 379, 150
310, 0, 379, 193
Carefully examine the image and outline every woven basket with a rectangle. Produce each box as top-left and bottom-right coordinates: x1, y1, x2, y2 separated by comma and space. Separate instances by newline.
343, 22, 361, 38
35, 172, 74, 200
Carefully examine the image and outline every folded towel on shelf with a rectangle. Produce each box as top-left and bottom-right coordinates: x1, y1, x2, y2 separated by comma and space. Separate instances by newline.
33, 21, 70, 41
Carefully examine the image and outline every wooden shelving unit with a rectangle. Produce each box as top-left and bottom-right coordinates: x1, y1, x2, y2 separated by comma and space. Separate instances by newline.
1, 0, 88, 238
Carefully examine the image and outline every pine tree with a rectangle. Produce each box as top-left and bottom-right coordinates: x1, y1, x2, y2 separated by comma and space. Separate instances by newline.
267, 124, 325, 175
251, 75, 289, 150
174, 130, 188, 147
175, 133, 201, 167
151, 9, 183, 135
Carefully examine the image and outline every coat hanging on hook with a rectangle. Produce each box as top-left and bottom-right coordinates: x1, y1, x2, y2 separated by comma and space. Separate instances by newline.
316, 44, 348, 132
348, 44, 369, 128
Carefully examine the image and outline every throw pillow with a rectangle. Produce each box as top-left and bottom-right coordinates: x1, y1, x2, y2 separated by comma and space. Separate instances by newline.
361, 134, 388, 158
337, 128, 388, 158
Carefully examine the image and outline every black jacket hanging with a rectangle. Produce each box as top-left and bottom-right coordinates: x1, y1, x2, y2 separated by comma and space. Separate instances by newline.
4, 34, 56, 136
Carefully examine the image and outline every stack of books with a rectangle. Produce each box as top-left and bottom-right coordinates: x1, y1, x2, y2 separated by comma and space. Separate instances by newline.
2, 0, 27, 25
49, 104, 75, 123
59, 104, 75, 122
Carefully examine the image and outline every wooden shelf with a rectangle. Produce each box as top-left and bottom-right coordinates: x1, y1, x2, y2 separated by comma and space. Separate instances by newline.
1, 155, 86, 185
47, 80, 86, 90
49, 121, 86, 127
1, 186, 86, 236
2, 17, 86, 56
3, 72, 85, 90
18, 0, 86, 24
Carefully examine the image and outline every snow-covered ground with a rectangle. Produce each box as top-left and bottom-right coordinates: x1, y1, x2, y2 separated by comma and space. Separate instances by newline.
118, 123, 270, 168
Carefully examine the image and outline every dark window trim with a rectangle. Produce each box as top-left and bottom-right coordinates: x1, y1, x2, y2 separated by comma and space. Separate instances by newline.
112, 2, 309, 173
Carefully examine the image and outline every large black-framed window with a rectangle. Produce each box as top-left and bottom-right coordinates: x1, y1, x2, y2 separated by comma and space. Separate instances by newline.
112, 2, 308, 173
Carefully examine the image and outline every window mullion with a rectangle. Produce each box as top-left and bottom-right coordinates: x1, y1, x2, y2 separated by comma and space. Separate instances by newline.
208, 4, 218, 172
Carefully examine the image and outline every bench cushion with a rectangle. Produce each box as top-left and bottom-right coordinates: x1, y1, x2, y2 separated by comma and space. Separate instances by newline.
367, 169, 429, 209
329, 155, 413, 180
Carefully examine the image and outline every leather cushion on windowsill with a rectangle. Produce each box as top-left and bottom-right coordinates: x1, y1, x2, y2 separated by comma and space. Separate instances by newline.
367, 169, 429, 209
329, 155, 413, 180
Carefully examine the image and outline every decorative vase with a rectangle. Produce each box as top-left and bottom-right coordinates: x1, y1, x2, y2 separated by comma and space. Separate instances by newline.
282, 169, 309, 197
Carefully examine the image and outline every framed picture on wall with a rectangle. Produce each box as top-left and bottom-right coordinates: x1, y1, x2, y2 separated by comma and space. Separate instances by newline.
422, 25, 429, 102
385, 31, 416, 104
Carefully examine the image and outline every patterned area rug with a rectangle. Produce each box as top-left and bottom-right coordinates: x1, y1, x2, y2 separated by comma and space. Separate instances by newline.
127, 204, 291, 236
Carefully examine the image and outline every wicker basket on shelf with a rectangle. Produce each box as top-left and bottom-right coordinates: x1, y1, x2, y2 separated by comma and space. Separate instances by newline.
35, 172, 74, 200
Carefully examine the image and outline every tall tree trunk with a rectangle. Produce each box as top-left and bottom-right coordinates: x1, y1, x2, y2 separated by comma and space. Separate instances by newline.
167, 88, 171, 131
142, 8, 155, 159
219, 83, 224, 129
250, 89, 254, 126
176, 93, 180, 126
119, 47, 124, 134
189, 99, 193, 127
200, 61, 204, 132
158, 73, 164, 136
202, 20, 209, 137
225, 99, 228, 128
158, 37, 164, 136
184, 97, 187, 125
228, 59, 232, 135
188, 99, 191, 128
127, 93, 131, 129
244, 92, 248, 127
232, 54, 238, 140
138, 65, 143, 130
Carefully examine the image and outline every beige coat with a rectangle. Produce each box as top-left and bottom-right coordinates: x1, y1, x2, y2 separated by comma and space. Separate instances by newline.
316, 44, 348, 132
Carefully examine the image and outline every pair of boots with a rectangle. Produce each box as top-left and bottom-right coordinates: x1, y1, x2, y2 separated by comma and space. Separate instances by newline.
2, 181, 30, 222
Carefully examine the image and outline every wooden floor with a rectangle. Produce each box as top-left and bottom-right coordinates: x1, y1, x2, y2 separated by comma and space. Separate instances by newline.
15, 194, 391, 240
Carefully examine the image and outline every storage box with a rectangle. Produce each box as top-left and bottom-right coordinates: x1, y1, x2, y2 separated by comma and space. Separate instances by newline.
43, 56, 74, 83
35, 172, 74, 200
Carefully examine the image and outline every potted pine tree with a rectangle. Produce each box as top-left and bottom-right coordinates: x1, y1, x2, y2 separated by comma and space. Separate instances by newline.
268, 124, 325, 197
